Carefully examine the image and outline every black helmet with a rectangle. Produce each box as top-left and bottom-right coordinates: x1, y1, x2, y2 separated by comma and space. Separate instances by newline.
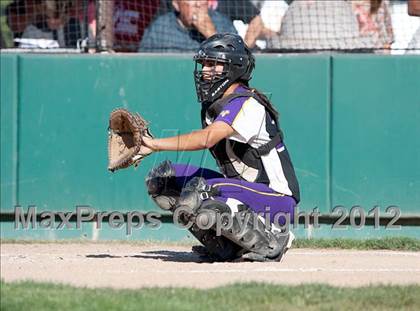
193, 33, 255, 104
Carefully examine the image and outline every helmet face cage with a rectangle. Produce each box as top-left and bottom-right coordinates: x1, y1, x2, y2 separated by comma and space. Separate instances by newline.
194, 56, 231, 104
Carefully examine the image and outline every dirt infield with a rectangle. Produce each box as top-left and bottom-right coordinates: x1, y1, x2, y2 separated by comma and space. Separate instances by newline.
1, 243, 420, 288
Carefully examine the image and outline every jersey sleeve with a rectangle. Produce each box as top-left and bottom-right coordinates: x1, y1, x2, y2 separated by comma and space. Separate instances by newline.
215, 96, 266, 142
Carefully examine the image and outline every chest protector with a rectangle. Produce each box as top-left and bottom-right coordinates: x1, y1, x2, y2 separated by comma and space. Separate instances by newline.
201, 90, 300, 202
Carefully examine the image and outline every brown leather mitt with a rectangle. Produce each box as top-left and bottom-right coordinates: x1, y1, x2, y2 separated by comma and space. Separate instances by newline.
107, 108, 153, 172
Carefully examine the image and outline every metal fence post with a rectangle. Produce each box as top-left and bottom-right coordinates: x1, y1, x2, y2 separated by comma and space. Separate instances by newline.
96, 0, 114, 52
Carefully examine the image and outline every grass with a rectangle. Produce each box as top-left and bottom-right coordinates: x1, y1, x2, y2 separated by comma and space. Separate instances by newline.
1, 280, 419, 311
1, 237, 419, 310
292, 237, 420, 251
1, 236, 420, 251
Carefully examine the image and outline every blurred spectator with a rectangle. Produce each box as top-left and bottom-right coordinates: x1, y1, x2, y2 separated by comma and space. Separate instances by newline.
210, 0, 262, 48
257, 0, 290, 49
6, 0, 42, 47
159, 0, 262, 48
212, 0, 259, 25
271, 0, 370, 50
139, 0, 236, 52
113, 0, 160, 52
0, 30, 5, 48
407, 0, 420, 52
351, 0, 394, 50
83, 0, 159, 52
20, 0, 81, 48
86, 0, 96, 52
259, 0, 289, 34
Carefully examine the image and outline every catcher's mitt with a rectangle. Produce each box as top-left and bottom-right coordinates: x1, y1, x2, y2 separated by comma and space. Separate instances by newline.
108, 108, 153, 172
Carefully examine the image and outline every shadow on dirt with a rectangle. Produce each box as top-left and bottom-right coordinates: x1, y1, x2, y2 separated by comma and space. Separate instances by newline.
85, 250, 215, 263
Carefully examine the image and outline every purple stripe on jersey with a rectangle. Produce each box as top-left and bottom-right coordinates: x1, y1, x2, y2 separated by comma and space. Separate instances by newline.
214, 85, 251, 125
276, 142, 284, 149
214, 96, 249, 125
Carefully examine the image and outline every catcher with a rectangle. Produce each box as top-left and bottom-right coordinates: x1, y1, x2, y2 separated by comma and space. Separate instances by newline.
108, 33, 300, 262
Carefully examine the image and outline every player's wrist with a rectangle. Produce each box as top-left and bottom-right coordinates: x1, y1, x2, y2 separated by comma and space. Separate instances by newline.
142, 136, 158, 152
149, 139, 159, 152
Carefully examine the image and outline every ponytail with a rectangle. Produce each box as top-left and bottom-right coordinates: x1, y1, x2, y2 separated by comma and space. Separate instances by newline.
250, 87, 280, 122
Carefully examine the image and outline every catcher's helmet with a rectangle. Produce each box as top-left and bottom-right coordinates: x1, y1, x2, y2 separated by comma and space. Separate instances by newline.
193, 33, 255, 104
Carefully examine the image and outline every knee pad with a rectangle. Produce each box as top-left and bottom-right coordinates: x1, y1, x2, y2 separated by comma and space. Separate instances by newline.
175, 176, 220, 214
175, 178, 289, 261
174, 177, 222, 227
196, 200, 288, 261
177, 177, 211, 212
145, 160, 176, 195
176, 182, 243, 261
146, 160, 179, 211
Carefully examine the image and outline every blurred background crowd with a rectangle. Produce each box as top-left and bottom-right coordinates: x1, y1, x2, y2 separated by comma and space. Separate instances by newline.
0, 0, 419, 53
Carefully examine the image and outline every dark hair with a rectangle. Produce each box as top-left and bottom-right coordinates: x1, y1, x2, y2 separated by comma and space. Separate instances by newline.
250, 87, 280, 121
370, 0, 383, 14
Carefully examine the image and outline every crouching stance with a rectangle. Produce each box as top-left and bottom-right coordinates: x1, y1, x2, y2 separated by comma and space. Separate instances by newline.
146, 160, 296, 261
141, 33, 300, 262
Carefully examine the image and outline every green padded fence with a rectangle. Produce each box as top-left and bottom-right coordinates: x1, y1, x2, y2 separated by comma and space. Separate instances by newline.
1, 54, 419, 219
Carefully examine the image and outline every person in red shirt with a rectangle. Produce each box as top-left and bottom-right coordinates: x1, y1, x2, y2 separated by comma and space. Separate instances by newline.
113, 0, 160, 52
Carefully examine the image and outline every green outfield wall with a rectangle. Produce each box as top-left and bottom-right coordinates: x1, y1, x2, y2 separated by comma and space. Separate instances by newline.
1, 54, 419, 223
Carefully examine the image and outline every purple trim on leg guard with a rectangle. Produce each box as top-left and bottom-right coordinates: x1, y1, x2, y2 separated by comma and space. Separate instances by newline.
207, 178, 296, 225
